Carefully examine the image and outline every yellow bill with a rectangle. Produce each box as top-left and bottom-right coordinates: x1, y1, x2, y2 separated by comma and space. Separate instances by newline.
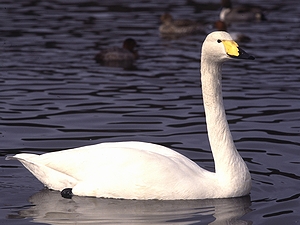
222, 40, 255, 60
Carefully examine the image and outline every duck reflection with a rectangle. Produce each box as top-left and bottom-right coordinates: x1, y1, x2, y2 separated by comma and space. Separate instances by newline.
17, 189, 252, 224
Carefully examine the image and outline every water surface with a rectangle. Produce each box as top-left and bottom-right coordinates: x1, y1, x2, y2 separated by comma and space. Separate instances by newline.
1, 0, 300, 224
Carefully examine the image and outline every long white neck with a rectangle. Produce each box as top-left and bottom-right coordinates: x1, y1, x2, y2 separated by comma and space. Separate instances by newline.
200, 57, 246, 178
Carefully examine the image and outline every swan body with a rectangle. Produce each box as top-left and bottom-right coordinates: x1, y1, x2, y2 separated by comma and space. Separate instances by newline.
7, 31, 254, 200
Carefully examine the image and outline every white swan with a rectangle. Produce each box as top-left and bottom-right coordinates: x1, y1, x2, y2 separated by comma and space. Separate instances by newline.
6, 31, 254, 200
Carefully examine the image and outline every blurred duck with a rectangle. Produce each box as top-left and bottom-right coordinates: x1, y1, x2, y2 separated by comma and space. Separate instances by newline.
220, 0, 266, 23
186, 0, 220, 12
159, 13, 205, 35
214, 20, 251, 42
95, 38, 138, 63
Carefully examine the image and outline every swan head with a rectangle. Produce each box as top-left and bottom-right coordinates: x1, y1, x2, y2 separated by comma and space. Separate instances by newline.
201, 31, 254, 62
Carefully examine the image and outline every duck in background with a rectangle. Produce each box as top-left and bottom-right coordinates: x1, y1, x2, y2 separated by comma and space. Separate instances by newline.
220, 0, 266, 23
159, 13, 206, 36
186, 0, 220, 13
214, 20, 251, 42
95, 38, 138, 68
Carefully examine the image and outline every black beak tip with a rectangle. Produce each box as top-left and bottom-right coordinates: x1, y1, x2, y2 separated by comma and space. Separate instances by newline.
237, 47, 255, 60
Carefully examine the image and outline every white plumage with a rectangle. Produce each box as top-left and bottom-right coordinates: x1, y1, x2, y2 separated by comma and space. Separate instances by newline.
7, 31, 254, 200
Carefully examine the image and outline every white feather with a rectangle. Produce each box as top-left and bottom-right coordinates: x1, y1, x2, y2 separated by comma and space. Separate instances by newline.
7, 31, 252, 200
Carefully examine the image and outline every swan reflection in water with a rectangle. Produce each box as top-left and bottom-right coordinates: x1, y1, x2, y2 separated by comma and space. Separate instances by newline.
17, 189, 252, 225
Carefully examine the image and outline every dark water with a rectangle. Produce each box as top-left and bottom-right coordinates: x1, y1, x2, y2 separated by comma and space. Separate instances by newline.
1, 0, 300, 224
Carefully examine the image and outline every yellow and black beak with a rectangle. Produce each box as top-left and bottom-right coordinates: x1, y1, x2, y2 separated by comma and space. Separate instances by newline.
222, 40, 255, 60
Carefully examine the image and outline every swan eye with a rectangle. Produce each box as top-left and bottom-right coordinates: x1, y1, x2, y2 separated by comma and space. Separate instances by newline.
217, 39, 222, 43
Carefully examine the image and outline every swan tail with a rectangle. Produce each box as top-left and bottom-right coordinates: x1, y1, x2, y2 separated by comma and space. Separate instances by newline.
6, 154, 78, 191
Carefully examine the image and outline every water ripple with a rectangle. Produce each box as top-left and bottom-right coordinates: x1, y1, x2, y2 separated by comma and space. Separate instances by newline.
1, 0, 300, 224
